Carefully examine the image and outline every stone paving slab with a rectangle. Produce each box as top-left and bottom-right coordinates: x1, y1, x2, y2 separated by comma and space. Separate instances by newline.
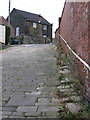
9, 116, 26, 118
2, 111, 12, 116
2, 107, 17, 112
11, 112, 26, 116
1, 44, 60, 118
38, 106, 60, 112
25, 111, 41, 117
17, 106, 38, 112
6, 96, 37, 106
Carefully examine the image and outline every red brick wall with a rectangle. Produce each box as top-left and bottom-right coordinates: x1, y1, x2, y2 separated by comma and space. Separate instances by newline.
55, 2, 90, 107
10, 26, 15, 37
0, 16, 15, 37
55, 27, 60, 43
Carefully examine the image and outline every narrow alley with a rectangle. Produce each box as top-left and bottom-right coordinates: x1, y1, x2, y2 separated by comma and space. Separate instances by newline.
0, 0, 89, 119
2, 44, 61, 118
1, 43, 89, 119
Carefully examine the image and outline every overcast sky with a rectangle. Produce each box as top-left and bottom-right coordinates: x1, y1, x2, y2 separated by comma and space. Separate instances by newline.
0, 0, 65, 37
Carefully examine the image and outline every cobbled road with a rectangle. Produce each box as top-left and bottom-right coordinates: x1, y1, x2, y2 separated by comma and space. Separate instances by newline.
1, 44, 61, 118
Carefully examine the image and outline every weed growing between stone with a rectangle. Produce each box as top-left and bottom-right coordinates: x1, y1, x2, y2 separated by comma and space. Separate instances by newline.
0, 45, 13, 50
54, 43, 89, 119
58, 74, 64, 81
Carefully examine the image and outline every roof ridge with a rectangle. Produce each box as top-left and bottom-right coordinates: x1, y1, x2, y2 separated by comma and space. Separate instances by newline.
13, 8, 51, 25
14, 8, 25, 19
15, 8, 40, 17
41, 16, 50, 24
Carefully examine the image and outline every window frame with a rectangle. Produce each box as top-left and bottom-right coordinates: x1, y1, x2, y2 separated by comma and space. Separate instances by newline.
33, 22, 37, 28
43, 25, 47, 31
16, 27, 19, 36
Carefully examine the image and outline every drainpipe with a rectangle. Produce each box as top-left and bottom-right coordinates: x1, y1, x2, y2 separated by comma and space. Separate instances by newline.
51, 24, 53, 43
8, 0, 11, 45
8, 0, 11, 26
58, 17, 61, 44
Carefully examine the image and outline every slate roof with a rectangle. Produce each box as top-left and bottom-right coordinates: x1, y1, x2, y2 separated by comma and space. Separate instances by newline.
14, 8, 51, 25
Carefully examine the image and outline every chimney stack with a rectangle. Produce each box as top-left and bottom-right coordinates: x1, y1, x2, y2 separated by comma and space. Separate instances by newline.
38, 14, 42, 23
58, 17, 61, 26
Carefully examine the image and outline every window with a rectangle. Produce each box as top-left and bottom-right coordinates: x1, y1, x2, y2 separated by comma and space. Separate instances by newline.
16, 27, 19, 36
33, 23, 37, 28
43, 25, 47, 30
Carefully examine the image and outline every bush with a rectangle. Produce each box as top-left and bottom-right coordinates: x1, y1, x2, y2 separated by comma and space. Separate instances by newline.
5, 25, 10, 44
20, 35, 24, 44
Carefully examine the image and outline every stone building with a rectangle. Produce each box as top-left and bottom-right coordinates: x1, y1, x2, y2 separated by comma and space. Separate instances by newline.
9, 8, 52, 43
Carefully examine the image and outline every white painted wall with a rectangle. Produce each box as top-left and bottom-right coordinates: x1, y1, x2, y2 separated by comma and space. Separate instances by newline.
0, 25, 5, 43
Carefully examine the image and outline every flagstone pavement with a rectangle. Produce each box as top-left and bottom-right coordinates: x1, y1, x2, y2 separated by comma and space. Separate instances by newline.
1, 44, 61, 119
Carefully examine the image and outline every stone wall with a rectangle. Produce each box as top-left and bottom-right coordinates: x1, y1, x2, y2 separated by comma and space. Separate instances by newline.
10, 9, 28, 35
27, 21, 52, 42
23, 35, 51, 44
55, 27, 60, 44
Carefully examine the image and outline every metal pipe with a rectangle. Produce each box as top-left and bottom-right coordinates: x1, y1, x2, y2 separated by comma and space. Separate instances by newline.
8, 0, 11, 26
58, 34, 90, 71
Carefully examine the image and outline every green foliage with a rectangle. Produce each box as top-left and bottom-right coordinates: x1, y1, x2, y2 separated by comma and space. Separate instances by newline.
66, 111, 76, 118
0, 44, 12, 50
58, 74, 64, 81
5, 25, 10, 44
20, 35, 24, 44
0, 46, 7, 50
20, 35, 24, 40
55, 43, 89, 119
